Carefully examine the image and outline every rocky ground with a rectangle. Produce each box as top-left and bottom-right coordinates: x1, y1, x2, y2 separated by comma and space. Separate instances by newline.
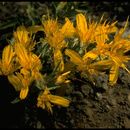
0, 2, 130, 128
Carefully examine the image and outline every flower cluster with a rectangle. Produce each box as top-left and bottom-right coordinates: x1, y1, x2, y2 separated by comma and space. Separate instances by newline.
0, 13, 130, 113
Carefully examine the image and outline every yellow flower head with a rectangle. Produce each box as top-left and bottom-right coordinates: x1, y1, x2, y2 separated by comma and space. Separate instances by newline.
65, 49, 102, 83
14, 26, 36, 51
37, 87, 70, 113
47, 31, 66, 50
14, 42, 42, 81
76, 13, 96, 46
14, 42, 31, 69
14, 26, 30, 46
8, 72, 33, 100
0, 45, 17, 75
65, 49, 83, 66
42, 18, 59, 38
94, 19, 117, 44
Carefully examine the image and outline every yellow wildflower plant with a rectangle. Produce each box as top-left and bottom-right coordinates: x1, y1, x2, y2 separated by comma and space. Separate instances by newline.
37, 87, 70, 113
0, 45, 19, 76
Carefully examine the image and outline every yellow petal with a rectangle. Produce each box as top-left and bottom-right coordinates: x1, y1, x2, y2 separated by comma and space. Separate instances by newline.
76, 13, 88, 43
20, 87, 29, 100
54, 50, 64, 72
92, 60, 113, 71
109, 64, 119, 86
2, 45, 14, 66
14, 26, 29, 45
65, 49, 83, 65
31, 53, 42, 70
60, 17, 75, 37
14, 43, 30, 69
83, 51, 98, 61
49, 95, 70, 107
8, 74, 22, 91
76, 13, 87, 34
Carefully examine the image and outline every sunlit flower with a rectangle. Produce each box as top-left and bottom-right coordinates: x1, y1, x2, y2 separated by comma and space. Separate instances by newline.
65, 49, 100, 83
42, 18, 59, 38
14, 26, 36, 51
47, 31, 66, 50
14, 42, 42, 80
76, 13, 96, 46
108, 52, 130, 86
37, 87, 70, 113
8, 72, 33, 99
94, 19, 117, 44
0, 45, 18, 75
14, 42, 31, 69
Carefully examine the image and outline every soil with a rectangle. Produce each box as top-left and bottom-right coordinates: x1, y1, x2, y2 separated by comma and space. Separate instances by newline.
0, 2, 130, 128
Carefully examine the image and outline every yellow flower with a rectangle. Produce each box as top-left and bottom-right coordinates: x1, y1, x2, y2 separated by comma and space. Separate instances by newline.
14, 26, 36, 51
107, 19, 130, 86
14, 42, 43, 81
65, 49, 100, 83
55, 71, 71, 85
14, 26, 29, 45
0, 45, 18, 75
14, 42, 31, 69
37, 87, 70, 113
42, 18, 59, 38
108, 53, 130, 86
30, 53, 43, 81
65, 49, 83, 66
8, 72, 33, 99
94, 20, 117, 44
47, 31, 66, 50
76, 13, 96, 46
60, 17, 76, 38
